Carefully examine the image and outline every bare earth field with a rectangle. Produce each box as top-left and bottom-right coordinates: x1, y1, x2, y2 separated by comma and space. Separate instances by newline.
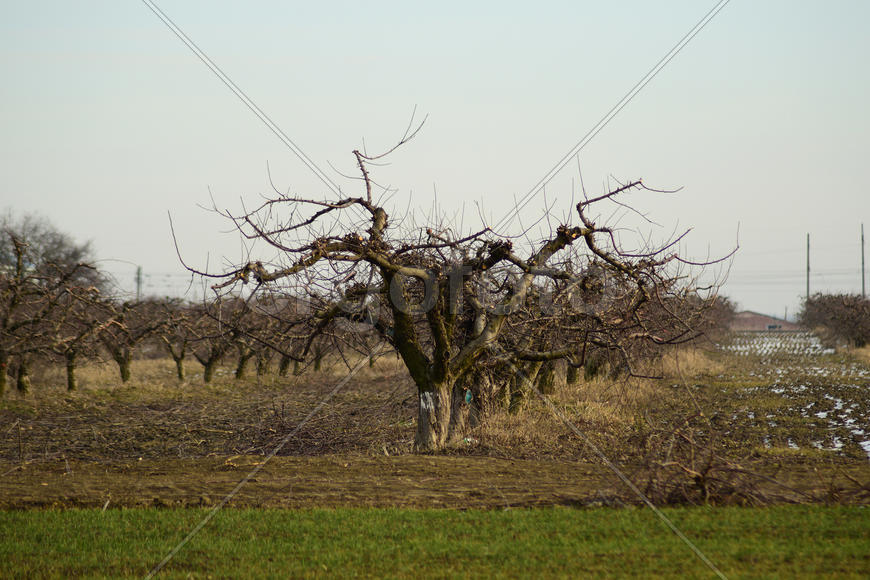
1, 331, 869, 510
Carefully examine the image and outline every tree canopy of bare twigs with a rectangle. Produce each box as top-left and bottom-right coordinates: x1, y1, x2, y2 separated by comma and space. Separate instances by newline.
0, 214, 105, 394
800, 293, 870, 348
183, 135, 726, 451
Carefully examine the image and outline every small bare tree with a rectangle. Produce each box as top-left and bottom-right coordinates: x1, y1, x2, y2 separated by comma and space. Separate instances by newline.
187, 297, 266, 384
188, 141, 721, 451
44, 286, 110, 391
154, 298, 194, 381
97, 299, 167, 383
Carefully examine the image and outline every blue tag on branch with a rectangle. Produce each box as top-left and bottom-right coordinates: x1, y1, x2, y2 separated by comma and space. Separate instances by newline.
464, 389, 473, 404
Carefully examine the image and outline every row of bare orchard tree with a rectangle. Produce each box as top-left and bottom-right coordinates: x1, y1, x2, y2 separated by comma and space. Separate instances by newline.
2, 147, 735, 449
0, 220, 332, 394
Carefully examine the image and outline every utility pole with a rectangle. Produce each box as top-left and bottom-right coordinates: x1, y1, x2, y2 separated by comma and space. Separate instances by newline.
862, 223, 866, 298
806, 233, 810, 300
135, 266, 143, 302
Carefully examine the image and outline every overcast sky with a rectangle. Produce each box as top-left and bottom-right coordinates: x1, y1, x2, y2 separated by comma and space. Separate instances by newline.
2, 1, 868, 318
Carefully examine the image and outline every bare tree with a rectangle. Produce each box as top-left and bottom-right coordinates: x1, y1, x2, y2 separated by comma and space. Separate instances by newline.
43, 286, 110, 391
154, 298, 194, 381
97, 299, 167, 383
800, 293, 870, 348
188, 141, 721, 451
187, 298, 249, 384
0, 210, 104, 289
0, 227, 100, 395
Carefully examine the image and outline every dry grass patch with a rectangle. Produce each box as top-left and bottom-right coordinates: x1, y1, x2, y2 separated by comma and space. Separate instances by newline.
469, 373, 673, 460
849, 344, 870, 367
656, 346, 726, 380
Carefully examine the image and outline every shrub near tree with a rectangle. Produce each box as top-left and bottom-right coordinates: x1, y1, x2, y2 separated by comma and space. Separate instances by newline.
799, 292, 870, 348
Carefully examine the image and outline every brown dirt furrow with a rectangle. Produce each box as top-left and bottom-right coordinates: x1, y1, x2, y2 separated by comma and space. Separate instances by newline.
0, 455, 618, 510
2, 456, 868, 510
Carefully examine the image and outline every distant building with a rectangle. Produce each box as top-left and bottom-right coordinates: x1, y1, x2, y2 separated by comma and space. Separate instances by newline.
729, 310, 801, 332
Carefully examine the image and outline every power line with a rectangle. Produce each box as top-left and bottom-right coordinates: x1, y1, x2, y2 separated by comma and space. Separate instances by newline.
730, 268, 861, 278
141, 0, 343, 198
492, 0, 731, 234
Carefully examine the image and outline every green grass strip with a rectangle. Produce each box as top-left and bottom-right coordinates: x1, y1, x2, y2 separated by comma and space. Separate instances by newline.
1, 505, 868, 579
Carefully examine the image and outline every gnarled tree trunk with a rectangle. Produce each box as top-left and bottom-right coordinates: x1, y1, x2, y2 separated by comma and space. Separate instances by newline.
256, 352, 271, 376
202, 359, 218, 383
235, 345, 254, 380
566, 363, 580, 385
278, 354, 292, 377
194, 351, 221, 384
448, 368, 496, 443
509, 360, 543, 413
173, 358, 185, 382
536, 360, 557, 395
414, 381, 453, 452
16, 358, 31, 394
105, 344, 132, 383
0, 349, 8, 396
65, 350, 78, 391
162, 340, 186, 381
117, 353, 131, 383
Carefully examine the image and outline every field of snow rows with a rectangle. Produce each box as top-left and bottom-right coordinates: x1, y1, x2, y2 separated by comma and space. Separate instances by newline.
721, 331, 870, 461
739, 381, 870, 461
720, 331, 834, 357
